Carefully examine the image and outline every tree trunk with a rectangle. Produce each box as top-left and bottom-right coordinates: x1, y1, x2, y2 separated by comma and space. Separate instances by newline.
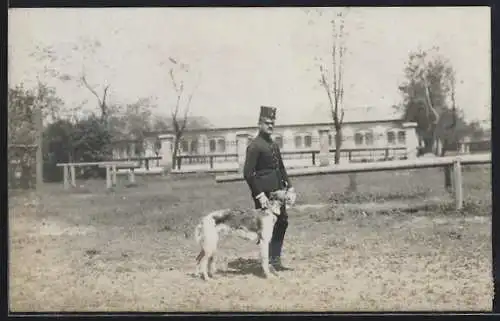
34, 109, 43, 189
172, 134, 181, 170
440, 139, 453, 191
335, 124, 358, 192
334, 127, 342, 164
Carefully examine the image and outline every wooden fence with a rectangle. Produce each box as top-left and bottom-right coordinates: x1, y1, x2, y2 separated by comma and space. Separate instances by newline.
56, 161, 139, 190
174, 147, 408, 170
215, 153, 491, 210
175, 153, 239, 170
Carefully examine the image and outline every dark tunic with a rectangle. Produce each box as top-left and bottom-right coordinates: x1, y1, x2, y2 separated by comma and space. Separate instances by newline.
243, 132, 292, 204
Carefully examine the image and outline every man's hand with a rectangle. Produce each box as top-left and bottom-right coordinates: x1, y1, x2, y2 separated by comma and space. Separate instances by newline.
256, 193, 270, 209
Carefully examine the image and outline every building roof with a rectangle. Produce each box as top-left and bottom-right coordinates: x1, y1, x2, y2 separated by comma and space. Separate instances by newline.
144, 106, 404, 137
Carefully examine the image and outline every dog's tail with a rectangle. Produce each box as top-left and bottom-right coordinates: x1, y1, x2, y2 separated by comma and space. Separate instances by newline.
195, 249, 205, 263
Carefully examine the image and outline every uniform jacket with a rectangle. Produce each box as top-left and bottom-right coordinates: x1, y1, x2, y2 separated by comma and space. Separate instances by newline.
243, 132, 292, 202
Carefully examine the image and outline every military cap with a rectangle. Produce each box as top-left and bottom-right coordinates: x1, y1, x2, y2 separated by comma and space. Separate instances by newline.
259, 105, 277, 122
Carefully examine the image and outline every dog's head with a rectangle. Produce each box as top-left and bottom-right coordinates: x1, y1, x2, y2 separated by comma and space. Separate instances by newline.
268, 189, 297, 214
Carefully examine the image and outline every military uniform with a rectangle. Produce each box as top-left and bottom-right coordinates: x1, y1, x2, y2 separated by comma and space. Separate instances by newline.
243, 106, 292, 268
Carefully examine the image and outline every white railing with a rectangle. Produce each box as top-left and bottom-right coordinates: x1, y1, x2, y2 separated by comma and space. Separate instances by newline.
56, 161, 139, 190
215, 154, 491, 210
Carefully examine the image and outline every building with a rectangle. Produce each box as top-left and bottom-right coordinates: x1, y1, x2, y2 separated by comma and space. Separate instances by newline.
139, 109, 420, 173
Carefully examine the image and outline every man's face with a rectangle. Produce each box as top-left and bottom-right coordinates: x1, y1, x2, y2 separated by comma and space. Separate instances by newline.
259, 117, 275, 135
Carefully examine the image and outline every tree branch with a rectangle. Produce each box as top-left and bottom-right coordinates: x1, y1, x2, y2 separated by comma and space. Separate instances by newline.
180, 74, 201, 132
319, 65, 336, 123
81, 74, 103, 107
331, 19, 338, 104
169, 67, 182, 123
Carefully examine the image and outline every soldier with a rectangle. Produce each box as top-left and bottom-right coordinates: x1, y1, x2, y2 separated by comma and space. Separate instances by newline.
243, 105, 295, 272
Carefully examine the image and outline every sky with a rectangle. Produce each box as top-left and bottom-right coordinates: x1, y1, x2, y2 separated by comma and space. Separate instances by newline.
8, 7, 491, 128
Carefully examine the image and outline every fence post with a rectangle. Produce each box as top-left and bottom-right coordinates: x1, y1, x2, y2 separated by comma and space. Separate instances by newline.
402, 122, 419, 160
464, 136, 471, 154
444, 165, 452, 192
159, 135, 174, 170
70, 165, 76, 188
318, 129, 330, 166
236, 134, 249, 173
106, 165, 112, 189
63, 165, 69, 190
112, 164, 117, 186
128, 168, 136, 184
453, 158, 463, 210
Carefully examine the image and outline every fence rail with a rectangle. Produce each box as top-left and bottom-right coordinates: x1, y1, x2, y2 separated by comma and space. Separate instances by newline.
215, 153, 491, 210
174, 147, 408, 170
56, 161, 139, 190
280, 147, 408, 165
110, 156, 162, 170
175, 153, 239, 170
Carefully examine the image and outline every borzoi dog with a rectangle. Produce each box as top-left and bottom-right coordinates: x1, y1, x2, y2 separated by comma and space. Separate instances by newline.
194, 189, 296, 280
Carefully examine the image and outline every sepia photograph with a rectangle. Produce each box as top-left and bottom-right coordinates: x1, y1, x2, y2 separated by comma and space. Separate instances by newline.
8, 6, 492, 312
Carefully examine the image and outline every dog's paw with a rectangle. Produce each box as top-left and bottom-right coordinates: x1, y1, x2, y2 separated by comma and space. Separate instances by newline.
269, 267, 280, 277
263, 271, 277, 279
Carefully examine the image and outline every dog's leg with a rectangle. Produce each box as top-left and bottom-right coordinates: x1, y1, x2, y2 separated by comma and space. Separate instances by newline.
260, 215, 278, 278
208, 254, 218, 279
199, 217, 218, 281
195, 249, 205, 276
259, 240, 273, 278
200, 252, 212, 281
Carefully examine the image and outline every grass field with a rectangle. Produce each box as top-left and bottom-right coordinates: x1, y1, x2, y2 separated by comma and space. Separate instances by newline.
9, 165, 492, 312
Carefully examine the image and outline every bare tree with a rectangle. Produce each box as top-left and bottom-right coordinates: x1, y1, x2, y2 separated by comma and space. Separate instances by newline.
167, 57, 201, 168
319, 11, 346, 165
80, 73, 110, 123
315, 10, 357, 191
31, 37, 114, 124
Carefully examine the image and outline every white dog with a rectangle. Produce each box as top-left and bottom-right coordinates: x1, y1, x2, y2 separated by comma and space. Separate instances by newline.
194, 189, 296, 280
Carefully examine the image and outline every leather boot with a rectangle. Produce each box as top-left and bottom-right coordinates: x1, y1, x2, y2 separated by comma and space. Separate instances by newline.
270, 256, 293, 271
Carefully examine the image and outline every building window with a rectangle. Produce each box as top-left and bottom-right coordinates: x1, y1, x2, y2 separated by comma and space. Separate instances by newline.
354, 133, 364, 146
365, 132, 374, 146
329, 134, 333, 146
217, 139, 226, 153
398, 131, 406, 144
190, 140, 198, 154
209, 139, 216, 152
304, 135, 312, 148
387, 131, 396, 145
181, 140, 189, 153
154, 139, 162, 153
295, 136, 303, 148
